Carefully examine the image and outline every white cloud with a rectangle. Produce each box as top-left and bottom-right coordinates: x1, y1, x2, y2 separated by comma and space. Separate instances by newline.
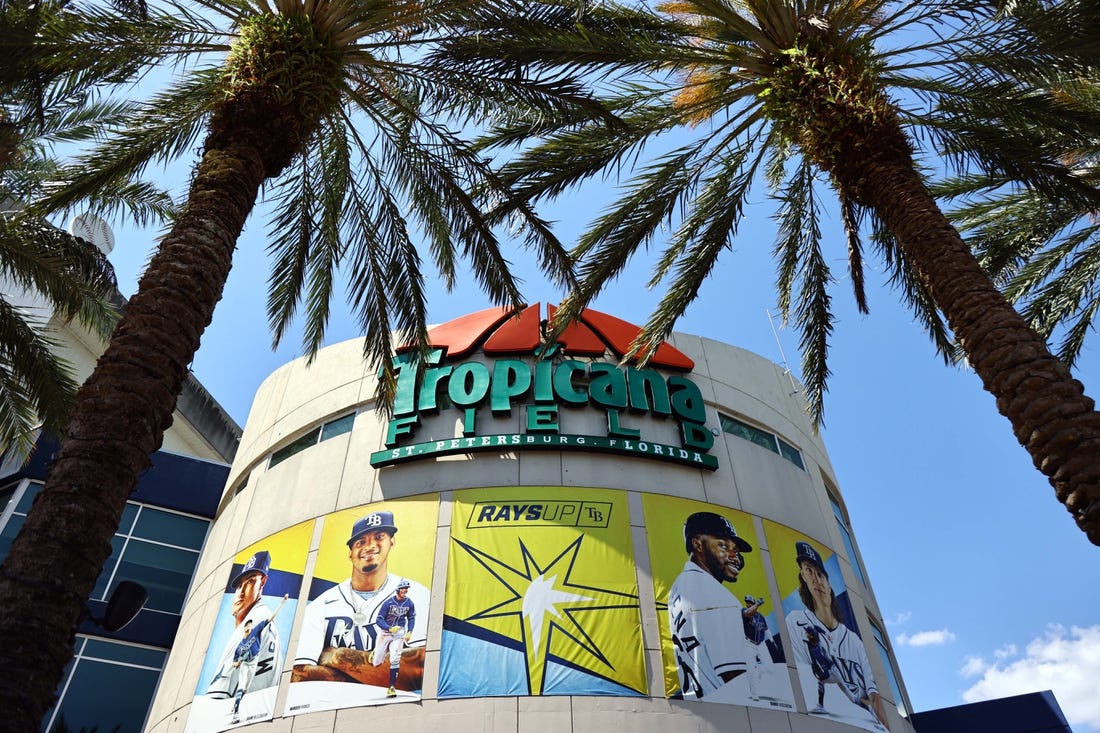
961, 624, 1100, 731
959, 656, 987, 678
896, 628, 956, 647
887, 611, 912, 627
993, 644, 1018, 660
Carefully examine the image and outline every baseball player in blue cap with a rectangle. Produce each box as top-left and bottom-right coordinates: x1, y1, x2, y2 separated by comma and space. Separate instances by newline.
206, 550, 286, 723
667, 511, 756, 700
370, 579, 416, 697
784, 541, 890, 730
291, 510, 429, 699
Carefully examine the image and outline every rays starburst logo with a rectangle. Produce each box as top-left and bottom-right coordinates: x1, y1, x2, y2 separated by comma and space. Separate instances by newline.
452, 535, 642, 695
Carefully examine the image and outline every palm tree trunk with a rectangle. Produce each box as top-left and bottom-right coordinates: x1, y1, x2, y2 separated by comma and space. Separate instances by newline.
833, 121, 1100, 546
0, 132, 266, 732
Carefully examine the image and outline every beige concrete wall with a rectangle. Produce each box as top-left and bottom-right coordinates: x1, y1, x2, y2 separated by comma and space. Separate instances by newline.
46, 315, 230, 462
151, 332, 913, 733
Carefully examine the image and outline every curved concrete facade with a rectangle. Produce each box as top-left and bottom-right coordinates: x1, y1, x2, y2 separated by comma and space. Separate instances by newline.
148, 321, 915, 733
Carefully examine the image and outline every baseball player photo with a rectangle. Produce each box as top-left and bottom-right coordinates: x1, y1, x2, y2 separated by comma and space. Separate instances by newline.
641, 495, 795, 710
286, 498, 437, 716
370, 579, 416, 696
186, 523, 310, 733
764, 520, 891, 732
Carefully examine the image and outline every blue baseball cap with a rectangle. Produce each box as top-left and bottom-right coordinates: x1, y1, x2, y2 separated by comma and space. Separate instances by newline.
795, 541, 828, 576
347, 511, 398, 546
683, 512, 752, 553
230, 550, 270, 589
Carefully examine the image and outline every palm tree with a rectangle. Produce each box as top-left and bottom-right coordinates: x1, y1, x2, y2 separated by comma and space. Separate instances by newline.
0, 211, 119, 455
0, 0, 598, 726
948, 146, 1100, 371
0, 0, 177, 451
1, 0, 159, 174
438, 0, 1100, 544
941, 4, 1100, 371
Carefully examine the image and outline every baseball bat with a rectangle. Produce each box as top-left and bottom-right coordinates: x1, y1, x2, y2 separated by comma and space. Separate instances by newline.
268, 593, 290, 622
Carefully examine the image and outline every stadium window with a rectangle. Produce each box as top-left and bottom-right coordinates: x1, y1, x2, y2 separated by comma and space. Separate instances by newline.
776, 436, 805, 469
0, 479, 37, 561
827, 489, 868, 586
869, 622, 910, 718
269, 429, 321, 467
320, 412, 355, 440
43, 636, 166, 733
0, 484, 208, 616
90, 502, 208, 614
269, 412, 356, 468
718, 413, 805, 470
720, 413, 778, 453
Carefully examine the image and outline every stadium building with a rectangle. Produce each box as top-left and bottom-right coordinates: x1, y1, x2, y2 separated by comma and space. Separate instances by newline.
148, 303, 923, 733
17, 300, 1063, 733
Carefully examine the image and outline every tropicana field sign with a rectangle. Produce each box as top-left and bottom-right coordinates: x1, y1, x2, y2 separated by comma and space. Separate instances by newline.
369, 304, 718, 470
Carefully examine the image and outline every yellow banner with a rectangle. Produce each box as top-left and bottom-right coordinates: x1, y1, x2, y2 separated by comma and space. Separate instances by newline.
284, 495, 439, 716
642, 495, 794, 710
440, 487, 646, 697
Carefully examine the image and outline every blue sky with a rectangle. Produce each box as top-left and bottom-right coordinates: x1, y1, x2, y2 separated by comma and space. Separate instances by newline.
97, 155, 1100, 730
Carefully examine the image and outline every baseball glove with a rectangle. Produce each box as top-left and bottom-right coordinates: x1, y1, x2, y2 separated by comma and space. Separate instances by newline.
800, 623, 835, 681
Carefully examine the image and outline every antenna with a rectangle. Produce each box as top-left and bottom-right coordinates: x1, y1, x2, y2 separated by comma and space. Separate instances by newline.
766, 308, 802, 397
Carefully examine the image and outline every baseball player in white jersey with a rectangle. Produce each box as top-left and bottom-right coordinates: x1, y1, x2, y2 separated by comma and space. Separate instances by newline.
668, 512, 754, 700
742, 595, 769, 701
292, 510, 429, 694
206, 551, 284, 711
784, 541, 890, 730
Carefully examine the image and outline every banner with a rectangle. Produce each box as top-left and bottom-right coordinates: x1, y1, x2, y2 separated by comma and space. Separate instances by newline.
763, 520, 889, 731
439, 487, 646, 697
186, 520, 311, 732
642, 495, 795, 710
284, 495, 439, 715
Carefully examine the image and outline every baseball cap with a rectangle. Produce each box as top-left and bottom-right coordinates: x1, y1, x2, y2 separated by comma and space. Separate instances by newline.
230, 550, 271, 589
795, 541, 828, 576
397, 579, 411, 590
683, 512, 752, 553
347, 510, 399, 546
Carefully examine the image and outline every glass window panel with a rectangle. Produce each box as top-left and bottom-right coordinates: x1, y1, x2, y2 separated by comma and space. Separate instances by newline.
90, 535, 127, 601
15, 481, 42, 514
132, 508, 208, 549
45, 648, 164, 733
109, 540, 198, 613
269, 428, 320, 467
81, 639, 166, 668
870, 624, 908, 716
829, 496, 868, 586
837, 522, 867, 586
44, 651, 79, 731
0, 513, 25, 562
320, 413, 355, 441
719, 414, 779, 453
776, 437, 805, 469
119, 502, 140, 535
0, 483, 17, 516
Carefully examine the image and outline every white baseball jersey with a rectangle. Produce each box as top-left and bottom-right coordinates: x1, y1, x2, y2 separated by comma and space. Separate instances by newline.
294, 575, 430, 666
668, 560, 751, 699
785, 608, 878, 704
206, 602, 283, 698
